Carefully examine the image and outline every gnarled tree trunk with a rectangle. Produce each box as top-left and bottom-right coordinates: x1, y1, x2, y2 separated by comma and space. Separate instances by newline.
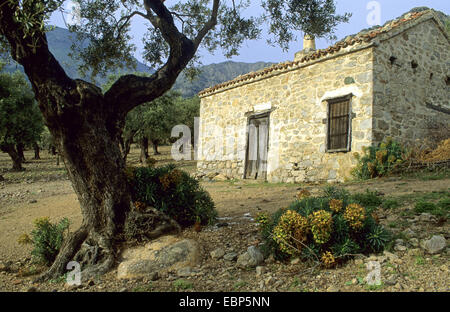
39, 95, 133, 280
139, 137, 149, 163
49, 144, 57, 155
16, 143, 25, 162
120, 130, 136, 163
0, 144, 23, 171
33, 142, 40, 160
151, 139, 161, 155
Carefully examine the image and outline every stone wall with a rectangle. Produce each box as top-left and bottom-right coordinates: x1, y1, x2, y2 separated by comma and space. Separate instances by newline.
197, 13, 449, 183
372, 17, 450, 146
198, 46, 375, 183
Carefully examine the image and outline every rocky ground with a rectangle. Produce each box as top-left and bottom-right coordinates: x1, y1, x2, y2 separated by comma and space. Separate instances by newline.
0, 147, 448, 292
0, 212, 448, 293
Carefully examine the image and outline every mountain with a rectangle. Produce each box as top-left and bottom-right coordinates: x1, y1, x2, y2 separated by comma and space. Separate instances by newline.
2, 26, 273, 97
173, 61, 274, 97
2, 26, 153, 86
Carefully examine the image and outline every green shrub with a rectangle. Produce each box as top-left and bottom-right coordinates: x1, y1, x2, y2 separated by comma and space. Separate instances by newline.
414, 199, 449, 218
173, 279, 193, 291
352, 138, 405, 180
350, 189, 383, 212
323, 185, 351, 200
258, 207, 292, 261
132, 282, 154, 292
438, 198, 450, 211
127, 164, 217, 227
381, 199, 400, 210
258, 187, 391, 266
414, 201, 437, 214
18, 217, 70, 266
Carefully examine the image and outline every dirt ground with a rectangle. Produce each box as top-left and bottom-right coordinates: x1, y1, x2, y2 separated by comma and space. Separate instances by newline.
0, 146, 449, 292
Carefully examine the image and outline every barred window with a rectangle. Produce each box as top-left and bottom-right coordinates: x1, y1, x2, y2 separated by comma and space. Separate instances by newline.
326, 96, 352, 152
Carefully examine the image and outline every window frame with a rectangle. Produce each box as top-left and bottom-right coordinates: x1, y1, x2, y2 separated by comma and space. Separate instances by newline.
324, 94, 354, 153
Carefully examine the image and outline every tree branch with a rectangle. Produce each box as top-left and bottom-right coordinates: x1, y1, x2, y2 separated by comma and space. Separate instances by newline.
104, 0, 199, 116
194, 0, 219, 47
0, 0, 79, 123
170, 11, 195, 33
143, 0, 185, 47
117, 10, 149, 36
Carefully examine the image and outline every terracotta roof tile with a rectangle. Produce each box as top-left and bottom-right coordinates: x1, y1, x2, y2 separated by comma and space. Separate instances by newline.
199, 10, 430, 97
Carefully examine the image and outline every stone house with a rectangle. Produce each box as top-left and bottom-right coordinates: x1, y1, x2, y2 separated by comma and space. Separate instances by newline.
196, 9, 450, 183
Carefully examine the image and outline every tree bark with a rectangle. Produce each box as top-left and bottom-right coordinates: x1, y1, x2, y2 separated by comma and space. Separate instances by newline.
16, 143, 25, 162
49, 144, 57, 155
151, 139, 161, 155
11, 147, 23, 171
0, 144, 23, 171
139, 137, 149, 163
36, 96, 133, 281
121, 133, 134, 163
33, 142, 41, 160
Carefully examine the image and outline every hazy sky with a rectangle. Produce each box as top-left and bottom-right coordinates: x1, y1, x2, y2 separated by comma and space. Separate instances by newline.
50, 0, 449, 66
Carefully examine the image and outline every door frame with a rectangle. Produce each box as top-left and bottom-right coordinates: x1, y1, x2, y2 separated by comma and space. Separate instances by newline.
243, 111, 271, 180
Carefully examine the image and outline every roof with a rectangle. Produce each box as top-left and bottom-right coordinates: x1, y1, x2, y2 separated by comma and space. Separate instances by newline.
199, 9, 445, 97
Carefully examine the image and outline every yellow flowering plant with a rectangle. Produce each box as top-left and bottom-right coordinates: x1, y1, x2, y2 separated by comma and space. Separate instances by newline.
134, 201, 147, 212
310, 210, 333, 244
260, 186, 391, 265
296, 189, 311, 201
256, 212, 270, 229
329, 199, 343, 213
272, 210, 309, 255
352, 138, 406, 179
129, 164, 217, 227
343, 203, 366, 230
18, 217, 70, 265
321, 251, 336, 268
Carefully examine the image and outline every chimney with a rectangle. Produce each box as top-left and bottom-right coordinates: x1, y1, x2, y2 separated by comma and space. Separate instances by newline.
294, 34, 316, 61
303, 34, 316, 52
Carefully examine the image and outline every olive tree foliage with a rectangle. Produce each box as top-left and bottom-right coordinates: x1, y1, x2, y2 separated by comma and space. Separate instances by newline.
135, 92, 179, 154
0, 70, 44, 170
173, 94, 199, 147
0, 0, 349, 281
262, 0, 351, 49
175, 95, 199, 130
66, 0, 262, 78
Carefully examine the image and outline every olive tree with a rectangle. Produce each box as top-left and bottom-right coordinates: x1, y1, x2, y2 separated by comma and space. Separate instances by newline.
0, 0, 349, 280
0, 71, 44, 170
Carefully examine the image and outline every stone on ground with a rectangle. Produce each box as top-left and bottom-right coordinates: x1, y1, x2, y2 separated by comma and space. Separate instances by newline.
117, 235, 201, 280
422, 235, 446, 254
223, 252, 238, 261
210, 248, 225, 260
237, 246, 264, 268
213, 174, 228, 182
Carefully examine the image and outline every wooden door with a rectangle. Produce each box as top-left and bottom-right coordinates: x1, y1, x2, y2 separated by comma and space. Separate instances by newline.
245, 115, 269, 180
